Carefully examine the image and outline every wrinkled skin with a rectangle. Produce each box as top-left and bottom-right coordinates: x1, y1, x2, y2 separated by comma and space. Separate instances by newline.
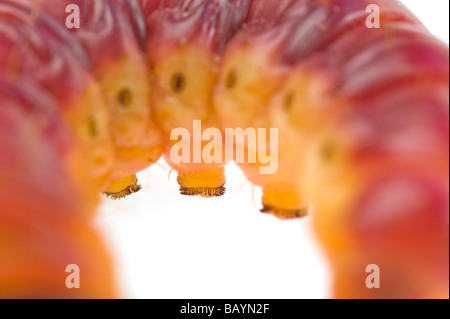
0, 79, 114, 298
144, 0, 250, 196
18, 0, 164, 191
214, 0, 449, 297
0, 1, 114, 204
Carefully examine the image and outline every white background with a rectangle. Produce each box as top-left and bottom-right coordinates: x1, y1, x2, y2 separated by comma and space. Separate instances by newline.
95, 0, 449, 299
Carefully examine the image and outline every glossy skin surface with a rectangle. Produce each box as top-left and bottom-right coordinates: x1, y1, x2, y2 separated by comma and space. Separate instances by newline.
0, 1, 114, 201
144, 0, 250, 196
0, 79, 114, 298
18, 0, 163, 187
144, 0, 449, 298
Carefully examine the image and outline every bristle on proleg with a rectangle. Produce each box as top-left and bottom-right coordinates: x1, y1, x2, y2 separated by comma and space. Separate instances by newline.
103, 175, 142, 200
179, 185, 226, 198
104, 183, 142, 200
176, 168, 227, 198
260, 205, 309, 220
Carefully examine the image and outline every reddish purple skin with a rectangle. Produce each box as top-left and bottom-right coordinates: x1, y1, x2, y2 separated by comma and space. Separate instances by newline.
347, 172, 449, 298
113, 0, 148, 51
0, 78, 73, 157
141, 2, 448, 189
17, 0, 144, 66
247, 0, 424, 64
225, 0, 449, 164
0, 1, 93, 106
0, 107, 74, 210
144, 0, 251, 54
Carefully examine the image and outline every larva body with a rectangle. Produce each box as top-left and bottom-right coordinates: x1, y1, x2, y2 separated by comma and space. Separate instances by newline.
17, 0, 164, 196
0, 0, 448, 298
0, 1, 115, 206
142, 0, 251, 196
0, 78, 114, 297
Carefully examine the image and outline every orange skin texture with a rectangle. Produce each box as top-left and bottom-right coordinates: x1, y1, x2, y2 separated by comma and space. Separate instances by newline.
94, 51, 163, 182
308, 91, 449, 298
150, 40, 226, 188
213, 6, 340, 214
0, 78, 101, 214
303, 23, 450, 297
0, 1, 115, 201
214, 1, 449, 296
145, 1, 249, 191
0, 106, 115, 298
19, 0, 164, 184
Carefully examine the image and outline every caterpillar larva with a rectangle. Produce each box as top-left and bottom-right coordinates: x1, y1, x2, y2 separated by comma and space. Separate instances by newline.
0, 1, 115, 208
0, 77, 114, 297
0, 0, 448, 298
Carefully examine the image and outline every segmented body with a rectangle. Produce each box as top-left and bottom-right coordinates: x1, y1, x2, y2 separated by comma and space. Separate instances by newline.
0, 0, 448, 298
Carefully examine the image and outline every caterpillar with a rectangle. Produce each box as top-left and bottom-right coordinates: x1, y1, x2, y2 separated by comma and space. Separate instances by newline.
0, 0, 448, 298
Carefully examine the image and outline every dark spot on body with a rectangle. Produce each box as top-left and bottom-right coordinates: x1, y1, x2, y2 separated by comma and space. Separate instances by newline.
226, 70, 237, 89
87, 117, 98, 137
170, 73, 186, 93
321, 140, 337, 162
284, 92, 295, 110
118, 88, 132, 107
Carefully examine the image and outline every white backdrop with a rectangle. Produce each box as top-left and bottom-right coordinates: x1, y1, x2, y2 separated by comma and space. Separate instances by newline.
96, 0, 449, 299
